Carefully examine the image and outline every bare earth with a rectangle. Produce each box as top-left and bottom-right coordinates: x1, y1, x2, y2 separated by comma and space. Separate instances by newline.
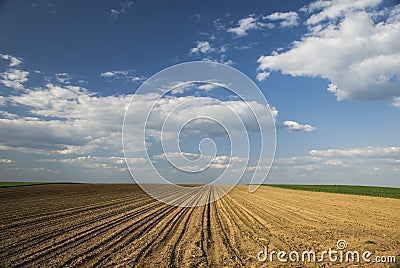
0, 184, 399, 267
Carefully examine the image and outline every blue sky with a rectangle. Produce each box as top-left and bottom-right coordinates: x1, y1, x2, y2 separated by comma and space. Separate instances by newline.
0, 0, 399, 186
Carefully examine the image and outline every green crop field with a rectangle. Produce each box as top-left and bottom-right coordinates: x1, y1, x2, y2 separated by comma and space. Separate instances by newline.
266, 184, 400, 199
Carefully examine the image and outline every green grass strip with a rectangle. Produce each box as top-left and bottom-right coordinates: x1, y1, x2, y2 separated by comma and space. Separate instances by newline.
265, 184, 400, 199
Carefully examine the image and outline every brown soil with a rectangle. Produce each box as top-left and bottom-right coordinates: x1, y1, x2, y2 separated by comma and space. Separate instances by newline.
0, 184, 399, 267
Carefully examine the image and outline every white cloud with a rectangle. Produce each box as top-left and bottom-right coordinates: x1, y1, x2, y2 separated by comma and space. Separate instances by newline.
169, 81, 230, 94
189, 42, 233, 65
100, 70, 129, 77
110, 9, 120, 16
197, 84, 218, 91
303, 0, 382, 25
270, 106, 279, 121
283, 120, 316, 132
258, 1, 400, 104
228, 16, 272, 37
228, 16, 259, 37
190, 41, 213, 54
256, 71, 270, 81
309, 146, 400, 158
131, 76, 146, 83
110, 1, 133, 17
269, 146, 400, 185
0, 158, 15, 164
0, 84, 277, 156
324, 159, 343, 166
153, 152, 247, 171
0, 80, 309, 182
0, 111, 18, 119
393, 96, 400, 108
0, 53, 22, 67
228, 12, 297, 37
0, 118, 89, 153
1, 84, 132, 155
100, 70, 146, 82
38, 155, 144, 171
264, 11, 299, 27
55, 72, 71, 84
201, 57, 234, 66
0, 69, 29, 90
196, 82, 230, 92
100, 71, 116, 77
141, 96, 275, 138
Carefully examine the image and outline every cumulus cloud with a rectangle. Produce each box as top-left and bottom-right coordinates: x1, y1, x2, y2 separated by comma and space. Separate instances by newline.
228, 16, 265, 37
38, 155, 145, 171
258, 1, 400, 105
0, 118, 89, 153
1, 84, 132, 155
283, 120, 316, 132
138, 96, 275, 139
270, 145, 400, 185
264, 11, 299, 27
0, 83, 279, 156
0, 69, 29, 90
262, 107, 315, 133
303, 0, 382, 25
0, 53, 22, 67
190, 41, 213, 54
153, 152, 247, 171
256, 71, 270, 81
228, 12, 298, 37
0, 76, 312, 182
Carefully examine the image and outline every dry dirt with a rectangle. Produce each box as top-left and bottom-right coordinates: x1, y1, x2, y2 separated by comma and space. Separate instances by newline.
0, 184, 399, 267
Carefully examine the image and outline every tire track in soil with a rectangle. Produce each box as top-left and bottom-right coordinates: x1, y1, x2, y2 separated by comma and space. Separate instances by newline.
129, 188, 212, 268
165, 190, 208, 268
213, 198, 244, 266
23, 188, 198, 267
85, 188, 205, 267
0, 194, 147, 231
0, 195, 157, 255
215, 190, 272, 264
62, 203, 175, 267
9, 200, 167, 267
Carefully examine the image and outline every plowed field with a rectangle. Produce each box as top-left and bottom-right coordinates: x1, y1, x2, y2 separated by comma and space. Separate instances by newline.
0, 184, 399, 267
